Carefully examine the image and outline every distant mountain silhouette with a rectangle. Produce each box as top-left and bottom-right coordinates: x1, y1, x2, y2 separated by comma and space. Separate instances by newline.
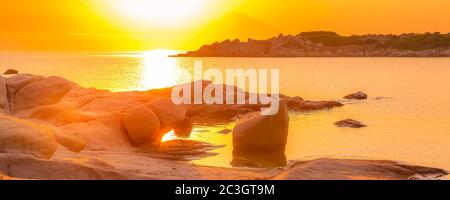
193, 11, 280, 44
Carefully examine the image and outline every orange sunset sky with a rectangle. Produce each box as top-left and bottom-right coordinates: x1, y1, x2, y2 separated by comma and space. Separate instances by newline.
0, 0, 449, 51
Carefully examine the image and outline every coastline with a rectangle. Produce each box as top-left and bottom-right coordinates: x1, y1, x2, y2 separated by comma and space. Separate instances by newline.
0, 72, 447, 180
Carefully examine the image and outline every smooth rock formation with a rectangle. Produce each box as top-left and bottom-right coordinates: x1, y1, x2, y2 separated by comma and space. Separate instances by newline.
173, 117, 193, 138
6, 74, 45, 111
275, 158, 447, 180
0, 76, 8, 111
57, 120, 129, 151
14, 76, 74, 109
0, 114, 57, 159
5, 74, 44, 93
124, 105, 161, 145
233, 100, 289, 153
335, 119, 367, 128
52, 130, 86, 152
3, 69, 18, 75
30, 103, 93, 126
344, 91, 368, 100
146, 97, 187, 133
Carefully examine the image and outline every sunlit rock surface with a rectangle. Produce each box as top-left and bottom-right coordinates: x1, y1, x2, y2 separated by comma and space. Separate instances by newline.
124, 105, 161, 145
233, 100, 289, 153
0, 113, 57, 159
14, 76, 74, 109
0, 73, 446, 180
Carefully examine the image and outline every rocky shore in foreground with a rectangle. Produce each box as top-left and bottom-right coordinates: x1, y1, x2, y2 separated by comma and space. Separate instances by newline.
175, 31, 450, 57
0, 72, 447, 180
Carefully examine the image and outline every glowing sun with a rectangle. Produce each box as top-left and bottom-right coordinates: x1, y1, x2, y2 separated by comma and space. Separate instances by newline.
115, 0, 206, 27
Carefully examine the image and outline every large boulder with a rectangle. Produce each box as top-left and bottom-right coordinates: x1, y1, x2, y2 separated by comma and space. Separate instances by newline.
146, 97, 187, 133
124, 105, 161, 145
0, 114, 58, 159
14, 76, 74, 109
0, 76, 8, 111
6, 74, 45, 94
344, 91, 368, 100
30, 103, 94, 126
233, 100, 289, 153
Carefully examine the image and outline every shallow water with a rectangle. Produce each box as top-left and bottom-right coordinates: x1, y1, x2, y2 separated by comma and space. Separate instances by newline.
1, 51, 450, 170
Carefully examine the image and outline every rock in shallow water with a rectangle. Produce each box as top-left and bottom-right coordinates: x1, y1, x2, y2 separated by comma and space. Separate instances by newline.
344, 91, 368, 100
173, 117, 193, 138
146, 97, 187, 133
335, 119, 367, 128
233, 100, 289, 153
3, 69, 18, 75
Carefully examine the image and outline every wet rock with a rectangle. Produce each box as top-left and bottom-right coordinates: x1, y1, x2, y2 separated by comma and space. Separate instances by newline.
344, 91, 368, 100
124, 105, 161, 145
217, 129, 232, 134
173, 117, 193, 138
335, 119, 367, 128
146, 97, 187, 133
233, 100, 289, 153
0, 114, 57, 159
286, 96, 304, 109
3, 69, 18, 75
231, 151, 287, 168
14, 76, 75, 109
291, 100, 343, 111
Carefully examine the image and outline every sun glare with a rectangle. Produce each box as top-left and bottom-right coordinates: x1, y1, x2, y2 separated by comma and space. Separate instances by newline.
138, 49, 181, 90
115, 0, 206, 27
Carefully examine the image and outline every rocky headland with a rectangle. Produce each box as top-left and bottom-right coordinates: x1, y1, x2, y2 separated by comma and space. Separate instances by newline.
175, 32, 450, 57
0, 72, 447, 180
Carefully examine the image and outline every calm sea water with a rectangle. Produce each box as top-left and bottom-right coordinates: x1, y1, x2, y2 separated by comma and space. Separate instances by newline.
1, 51, 450, 170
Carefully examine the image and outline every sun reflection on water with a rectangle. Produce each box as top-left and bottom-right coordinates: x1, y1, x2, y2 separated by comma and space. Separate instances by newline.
138, 49, 181, 90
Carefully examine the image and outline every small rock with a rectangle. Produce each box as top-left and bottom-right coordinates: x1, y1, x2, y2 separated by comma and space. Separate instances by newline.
173, 118, 193, 138
286, 96, 304, 109
217, 129, 232, 134
335, 119, 367, 128
344, 91, 368, 100
3, 69, 18, 75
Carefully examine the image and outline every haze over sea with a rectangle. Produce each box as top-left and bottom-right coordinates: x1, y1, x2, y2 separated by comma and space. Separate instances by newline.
1, 50, 450, 169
